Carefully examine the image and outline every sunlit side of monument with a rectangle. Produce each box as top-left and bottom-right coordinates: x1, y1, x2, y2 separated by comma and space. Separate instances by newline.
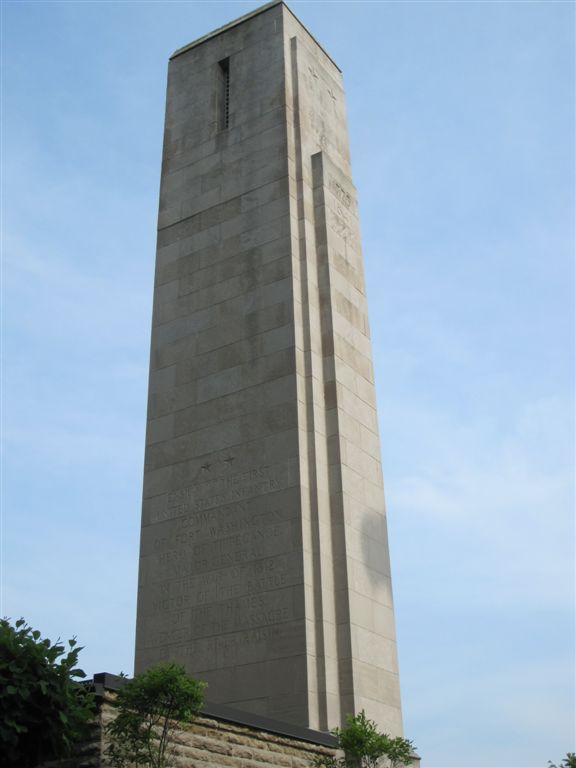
135, 0, 404, 737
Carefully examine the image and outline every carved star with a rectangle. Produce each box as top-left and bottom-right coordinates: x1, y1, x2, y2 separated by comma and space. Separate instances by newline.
201, 462, 211, 472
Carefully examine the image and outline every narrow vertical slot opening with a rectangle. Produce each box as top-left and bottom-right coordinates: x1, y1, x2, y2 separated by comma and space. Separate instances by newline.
218, 58, 230, 130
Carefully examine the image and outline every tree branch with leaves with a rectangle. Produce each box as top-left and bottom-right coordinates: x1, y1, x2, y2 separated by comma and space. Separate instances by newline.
313, 710, 415, 768
0, 617, 95, 768
106, 662, 206, 768
549, 755, 576, 768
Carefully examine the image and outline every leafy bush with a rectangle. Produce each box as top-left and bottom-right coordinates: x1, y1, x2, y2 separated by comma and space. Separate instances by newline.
313, 710, 415, 768
0, 617, 95, 768
107, 662, 206, 768
549, 755, 576, 768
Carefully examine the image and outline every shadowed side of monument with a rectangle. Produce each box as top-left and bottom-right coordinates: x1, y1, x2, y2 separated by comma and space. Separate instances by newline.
135, 0, 403, 737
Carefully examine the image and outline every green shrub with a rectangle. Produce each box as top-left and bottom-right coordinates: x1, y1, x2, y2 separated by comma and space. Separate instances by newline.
549, 755, 576, 768
106, 662, 206, 768
313, 710, 415, 768
0, 617, 95, 768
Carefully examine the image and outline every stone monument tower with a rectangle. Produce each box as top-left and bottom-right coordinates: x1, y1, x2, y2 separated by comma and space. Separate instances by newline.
135, 0, 403, 737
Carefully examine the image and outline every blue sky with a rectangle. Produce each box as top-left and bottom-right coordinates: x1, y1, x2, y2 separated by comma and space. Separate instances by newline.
2, 1, 574, 766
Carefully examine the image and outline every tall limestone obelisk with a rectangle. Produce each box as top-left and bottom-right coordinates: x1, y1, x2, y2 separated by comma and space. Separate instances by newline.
135, 0, 403, 736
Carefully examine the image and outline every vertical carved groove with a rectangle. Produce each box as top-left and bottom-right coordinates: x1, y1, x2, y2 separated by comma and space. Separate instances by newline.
311, 152, 355, 726
289, 36, 328, 729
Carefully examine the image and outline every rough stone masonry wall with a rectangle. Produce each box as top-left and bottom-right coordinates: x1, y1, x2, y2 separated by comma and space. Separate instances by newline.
51, 695, 336, 768
103, 697, 335, 767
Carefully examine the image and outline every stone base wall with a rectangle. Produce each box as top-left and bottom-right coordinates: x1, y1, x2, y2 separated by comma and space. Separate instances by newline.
99, 695, 335, 767
42, 686, 419, 768
43, 693, 336, 768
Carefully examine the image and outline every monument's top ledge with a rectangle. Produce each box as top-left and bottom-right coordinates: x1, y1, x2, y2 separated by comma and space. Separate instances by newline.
170, 0, 341, 72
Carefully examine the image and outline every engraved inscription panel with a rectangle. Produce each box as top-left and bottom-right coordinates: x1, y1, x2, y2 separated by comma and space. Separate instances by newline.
148, 460, 296, 524
137, 456, 304, 674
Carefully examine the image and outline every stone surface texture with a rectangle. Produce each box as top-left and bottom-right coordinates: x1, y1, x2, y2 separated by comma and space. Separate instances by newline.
41, 696, 336, 768
41, 693, 421, 768
135, 0, 403, 736
101, 697, 336, 768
